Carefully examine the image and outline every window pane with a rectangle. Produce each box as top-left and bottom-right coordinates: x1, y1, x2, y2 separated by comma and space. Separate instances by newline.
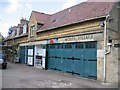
30, 25, 35, 36
65, 44, 72, 49
75, 43, 83, 49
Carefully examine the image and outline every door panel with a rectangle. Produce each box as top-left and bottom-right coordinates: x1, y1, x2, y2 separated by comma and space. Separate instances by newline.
84, 42, 97, 79
72, 43, 84, 76
47, 45, 56, 70
20, 46, 25, 64
63, 44, 73, 73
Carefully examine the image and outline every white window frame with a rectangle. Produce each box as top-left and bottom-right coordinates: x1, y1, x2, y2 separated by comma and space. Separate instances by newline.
30, 25, 35, 37
23, 25, 27, 34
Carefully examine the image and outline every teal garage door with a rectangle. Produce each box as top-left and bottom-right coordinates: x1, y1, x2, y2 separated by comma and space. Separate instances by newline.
47, 41, 97, 79
72, 43, 84, 76
20, 46, 28, 64
84, 42, 97, 79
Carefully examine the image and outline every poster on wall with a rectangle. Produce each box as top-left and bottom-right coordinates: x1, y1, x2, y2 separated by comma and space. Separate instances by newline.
34, 45, 46, 69
28, 57, 33, 65
28, 49, 33, 56
42, 49, 46, 69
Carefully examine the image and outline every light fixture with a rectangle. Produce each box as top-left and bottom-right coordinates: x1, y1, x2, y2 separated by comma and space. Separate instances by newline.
108, 36, 112, 43
99, 21, 105, 27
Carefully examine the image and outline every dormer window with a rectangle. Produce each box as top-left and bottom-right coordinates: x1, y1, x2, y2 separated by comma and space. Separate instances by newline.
19, 27, 23, 35
23, 25, 27, 34
15, 30, 17, 36
30, 25, 35, 36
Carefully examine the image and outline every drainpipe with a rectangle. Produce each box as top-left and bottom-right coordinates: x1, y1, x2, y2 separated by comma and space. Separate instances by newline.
103, 14, 110, 83
105, 44, 111, 55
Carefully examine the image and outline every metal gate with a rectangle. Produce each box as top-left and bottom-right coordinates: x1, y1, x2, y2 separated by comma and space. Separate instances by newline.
47, 41, 97, 79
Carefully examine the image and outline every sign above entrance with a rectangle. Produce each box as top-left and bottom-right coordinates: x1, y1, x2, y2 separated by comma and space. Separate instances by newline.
58, 33, 102, 43
64, 35, 93, 41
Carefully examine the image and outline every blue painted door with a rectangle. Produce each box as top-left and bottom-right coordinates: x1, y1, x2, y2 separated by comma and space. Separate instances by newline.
47, 41, 97, 79
25, 46, 28, 64
63, 43, 73, 73
84, 42, 97, 79
55, 44, 63, 71
20, 46, 25, 64
47, 44, 56, 70
20, 46, 28, 64
72, 43, 84, 76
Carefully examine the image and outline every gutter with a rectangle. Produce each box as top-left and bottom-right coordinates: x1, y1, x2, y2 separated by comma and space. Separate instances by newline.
105, 43, 111, 55
37, 16, 106, 33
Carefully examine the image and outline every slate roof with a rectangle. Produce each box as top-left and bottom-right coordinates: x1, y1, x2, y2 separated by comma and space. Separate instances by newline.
5, 1, 116, 40
36, 2, 115, 32
32, 11, 51, 24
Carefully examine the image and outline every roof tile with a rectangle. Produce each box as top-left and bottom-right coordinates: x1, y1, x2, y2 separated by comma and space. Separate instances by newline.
37, 2, 115, 32
32, 11, 50, 24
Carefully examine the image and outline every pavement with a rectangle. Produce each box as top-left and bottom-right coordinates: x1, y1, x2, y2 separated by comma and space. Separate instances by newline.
1, 62, 118, 88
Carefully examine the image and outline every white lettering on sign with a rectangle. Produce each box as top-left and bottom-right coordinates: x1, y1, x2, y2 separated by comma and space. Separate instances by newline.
64, 35, 93, 41
58, 34, 94, 43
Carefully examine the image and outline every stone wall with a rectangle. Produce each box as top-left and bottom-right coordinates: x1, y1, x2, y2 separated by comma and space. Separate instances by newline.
104, 2, 119, 85
106, 40, 119, 84
14, 36, 28, 44
36, 19, 103, 41
97, 40, 104, 82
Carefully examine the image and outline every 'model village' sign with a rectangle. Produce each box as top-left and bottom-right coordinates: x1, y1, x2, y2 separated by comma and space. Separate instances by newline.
47, 33, 102, 44
58, 33, 102, 43
64, 35, 93, 42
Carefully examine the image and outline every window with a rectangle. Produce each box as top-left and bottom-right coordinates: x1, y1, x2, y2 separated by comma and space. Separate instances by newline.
15, 30, 17, 36
57, 44, 60, 49
85, 42, 96, 48
30, 25, 35, 36
75, 43, 83, 49
65, 44, 72, 49
57, 44, 64, 49
50, 45, 55, 49
17, 28, 19, 36
23, 25, 27, 34
19, 27, 23, 35
12, 30, 15, 36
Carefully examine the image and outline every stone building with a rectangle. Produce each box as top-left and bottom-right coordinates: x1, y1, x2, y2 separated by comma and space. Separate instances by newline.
5, 18, 28, 46
4, 1, 120, 85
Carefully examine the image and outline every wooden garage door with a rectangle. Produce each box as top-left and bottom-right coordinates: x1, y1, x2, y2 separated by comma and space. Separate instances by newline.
47, 41, 97, 79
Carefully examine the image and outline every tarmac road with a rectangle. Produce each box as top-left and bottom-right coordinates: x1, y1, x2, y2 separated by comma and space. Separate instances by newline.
2, 62, 118, 88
